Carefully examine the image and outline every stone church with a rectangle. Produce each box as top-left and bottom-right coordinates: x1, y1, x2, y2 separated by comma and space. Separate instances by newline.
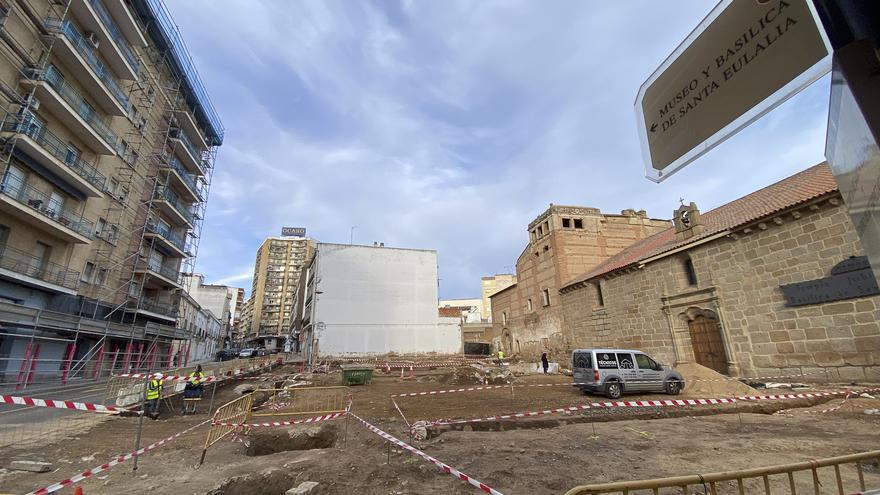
493, 163, 880, 381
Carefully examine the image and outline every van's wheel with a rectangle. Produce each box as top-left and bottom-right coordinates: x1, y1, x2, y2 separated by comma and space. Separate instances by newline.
665, 379, 682, 395
605, 381, 623, 400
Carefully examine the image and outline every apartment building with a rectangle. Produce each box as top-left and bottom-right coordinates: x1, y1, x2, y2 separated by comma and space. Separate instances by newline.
172, 290, 222, 364
0, 0, 222, 383
244, 233, 315, 351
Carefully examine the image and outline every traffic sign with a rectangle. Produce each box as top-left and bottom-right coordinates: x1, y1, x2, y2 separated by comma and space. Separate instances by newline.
636, 0, 832, 182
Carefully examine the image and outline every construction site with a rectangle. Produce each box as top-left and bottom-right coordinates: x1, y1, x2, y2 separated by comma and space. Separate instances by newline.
1, 357, 878, 495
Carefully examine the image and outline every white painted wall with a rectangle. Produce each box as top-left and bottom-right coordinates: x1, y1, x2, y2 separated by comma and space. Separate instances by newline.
313, 244, 460, 356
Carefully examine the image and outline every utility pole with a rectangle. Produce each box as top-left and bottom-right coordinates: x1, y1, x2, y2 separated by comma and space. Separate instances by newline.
350, 226, 356, 245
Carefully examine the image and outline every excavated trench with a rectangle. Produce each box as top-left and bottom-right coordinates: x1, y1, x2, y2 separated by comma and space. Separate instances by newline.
426, 396, 840, 437
207, 469, 300, 495
244, 423, 338, 457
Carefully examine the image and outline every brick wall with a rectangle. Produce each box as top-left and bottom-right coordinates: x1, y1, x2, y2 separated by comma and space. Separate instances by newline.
560, 196, 880, 381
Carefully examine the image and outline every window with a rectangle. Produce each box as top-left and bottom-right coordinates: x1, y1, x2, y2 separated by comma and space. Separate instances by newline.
536, 225, 542, 236
527, 299, 533, 311
64, 143, 81, 166
542, 288, 551, 306
108, 225, 118, 244
562, 218, 571, 228
543, 221, 549, 234
684, 257, 698, 286
95, 268, 108, 286
82, 262, 95, 283
502, 311, 508, 325
107, 177, 119, 195
616, 353, 635, 369
635, 354, 658, 370
33, 242, 50, 274
574, 218, 583, 229
595, 281, 604, 306
95, 218, 106, 237
0, 224, 9, 246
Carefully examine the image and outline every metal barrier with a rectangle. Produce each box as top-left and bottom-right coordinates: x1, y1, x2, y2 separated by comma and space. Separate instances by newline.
564, 450, 880, 495
199, 392, 253, 465
251, 386, 350, 418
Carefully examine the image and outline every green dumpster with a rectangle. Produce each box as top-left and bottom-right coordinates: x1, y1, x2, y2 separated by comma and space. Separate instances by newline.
340, 364, 374, 386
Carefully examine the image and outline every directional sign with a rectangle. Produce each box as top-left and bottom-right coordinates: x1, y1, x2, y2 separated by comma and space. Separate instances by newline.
636, 0, 832, 182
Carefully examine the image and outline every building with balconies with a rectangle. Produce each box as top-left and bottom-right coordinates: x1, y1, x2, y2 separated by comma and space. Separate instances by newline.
0, 0, 223, 386
243, 232, 316, 351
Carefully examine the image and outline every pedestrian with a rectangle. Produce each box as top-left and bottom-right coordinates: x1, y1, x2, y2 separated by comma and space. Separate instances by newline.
145, 376, 163, 419
541, 352, 549, 374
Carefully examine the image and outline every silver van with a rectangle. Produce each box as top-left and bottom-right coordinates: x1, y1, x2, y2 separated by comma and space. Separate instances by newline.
572, 348, 685, 399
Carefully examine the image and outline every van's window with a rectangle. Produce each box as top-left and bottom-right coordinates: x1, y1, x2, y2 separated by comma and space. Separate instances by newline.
635, 354, 657, 370
573, 352, 592, 369
616, 353, 635, 369
597, 352, 618, 369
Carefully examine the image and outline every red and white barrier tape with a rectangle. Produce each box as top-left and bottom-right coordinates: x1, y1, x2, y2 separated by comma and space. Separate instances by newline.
26, 418, 211, 495
0, 394, 127, 414
213, 411, 347, 428
350, 413, 504, 494
390, 371, 836, 398
429, 388, 880, 426
775, 393, 854, 416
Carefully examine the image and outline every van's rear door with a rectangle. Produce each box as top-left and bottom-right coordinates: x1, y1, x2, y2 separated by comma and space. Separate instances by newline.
572, 351, 593, 383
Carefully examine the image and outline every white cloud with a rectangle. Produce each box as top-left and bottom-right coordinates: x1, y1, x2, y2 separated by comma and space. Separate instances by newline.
168, 1, 830, 298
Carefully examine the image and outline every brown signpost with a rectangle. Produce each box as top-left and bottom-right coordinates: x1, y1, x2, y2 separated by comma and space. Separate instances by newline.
636, 0, 830, 181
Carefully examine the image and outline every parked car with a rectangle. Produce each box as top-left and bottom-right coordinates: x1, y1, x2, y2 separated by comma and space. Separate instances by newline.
215, 349, 237, 362
254, 348, 269, 357
572, 348, 685, 399
238, 348, 255, 358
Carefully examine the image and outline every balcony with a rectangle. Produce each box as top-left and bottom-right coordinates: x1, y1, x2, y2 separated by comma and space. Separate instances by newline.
153, 186, 194, 227
168, 127, 204, 175
102, 0, 148, 49
47, 19, 129, 116
0, 174, 94, 244
22, 65, 119, 155
143, 221, 187, 258
0, 244, 79, 294
66, 1, 138, 80
134, 261, 181, 288
174, 109, 208, 150
160, 156, 201, 202
1, 118, 106, 198
135, 297, 177, 322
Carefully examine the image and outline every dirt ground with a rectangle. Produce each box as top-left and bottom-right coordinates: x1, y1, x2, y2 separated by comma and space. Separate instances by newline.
1, 364, 879, 495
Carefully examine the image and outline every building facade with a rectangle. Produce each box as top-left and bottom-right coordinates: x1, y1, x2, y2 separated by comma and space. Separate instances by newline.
181, 273, 237, 347
293, 243, 460, 361
439, 298, 482, 322
490, 205, 669, 357
559, 163, 880, 381
243, 234, 315, 350
230, 286, 244, 344
0, 0, 222, 382
174, 292, 222, 364
481, 274, 515, 323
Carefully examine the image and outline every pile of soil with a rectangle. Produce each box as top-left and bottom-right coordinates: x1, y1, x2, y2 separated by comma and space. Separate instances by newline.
676, 363, 757, 397
437, 366, 485, 386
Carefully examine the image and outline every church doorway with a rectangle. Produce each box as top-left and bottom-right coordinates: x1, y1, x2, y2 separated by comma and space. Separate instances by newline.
687, 314, 728, 375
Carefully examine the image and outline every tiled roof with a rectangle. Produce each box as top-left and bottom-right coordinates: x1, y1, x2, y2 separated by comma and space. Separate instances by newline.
439, 307, 466, 317
561, 162, 839, 290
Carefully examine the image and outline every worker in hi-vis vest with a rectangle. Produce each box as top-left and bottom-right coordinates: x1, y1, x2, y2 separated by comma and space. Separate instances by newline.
146, 376, 163, 419
497, 349, 505, 366
185, 364, 205, 397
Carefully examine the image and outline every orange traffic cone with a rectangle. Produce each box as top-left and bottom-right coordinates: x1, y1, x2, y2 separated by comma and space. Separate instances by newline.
74, 487, 83, 495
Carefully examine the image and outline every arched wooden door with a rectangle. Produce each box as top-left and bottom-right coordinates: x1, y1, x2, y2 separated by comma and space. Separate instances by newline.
687, 315, 728, 375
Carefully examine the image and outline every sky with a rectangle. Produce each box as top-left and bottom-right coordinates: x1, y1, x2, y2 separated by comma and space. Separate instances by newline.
166, 0, 831, 300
